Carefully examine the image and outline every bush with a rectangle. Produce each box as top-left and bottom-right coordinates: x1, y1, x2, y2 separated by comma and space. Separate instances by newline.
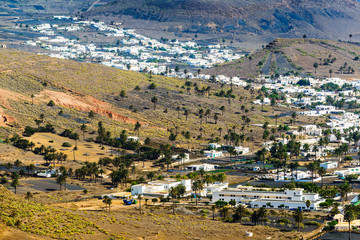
305, 221, 321, 227
62, 142, 72, 147
23, 126, 36, 137
148, 83, 157, 89
0, 177, 7, 184
277, 218, 292, 224
47, 100, 55, 106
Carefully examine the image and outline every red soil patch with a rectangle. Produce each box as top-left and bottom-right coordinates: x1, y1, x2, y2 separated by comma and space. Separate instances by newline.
40, 90, 158, 128
0, 88, 26, 126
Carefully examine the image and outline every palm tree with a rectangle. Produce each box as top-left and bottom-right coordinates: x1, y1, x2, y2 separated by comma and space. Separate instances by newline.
56, 174, 67, 191
292, 208, 304, 232
307, 161, 317, 183
303, 34, 307, 42
25, 191, 33, 201
349, 34, 353, 43
306, 200, 311, 211
211, 205, 216, 220
192, 180, 204, 205
134, 121, 141, 137
318, 167, 326, 186
178, 152, 186, 170
184, 109, 190, 121
151, 96, 158, 110
233, 204, 249, 223
138, 195, 142, 214
313, 62, 319, 74
344, 205, 357, 240
219, 206, 230, 219
219, 106, 225, 115
146, 171, 155, 181
11, 172, 20, 194
169, 186, 178, 214
80, 124, 87, 140
102, 196, 112, 212
73, 133, 79, 147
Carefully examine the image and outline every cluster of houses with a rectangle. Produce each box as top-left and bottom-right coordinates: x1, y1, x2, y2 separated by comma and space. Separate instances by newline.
130, 177, 326, 210
131, 178, 228, 197
213, 186, 325, 210
23, 17, 244, 77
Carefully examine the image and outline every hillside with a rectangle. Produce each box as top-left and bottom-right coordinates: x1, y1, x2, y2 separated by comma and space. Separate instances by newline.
83, 0, 360, 43
206, 38, 360, 79
0, 48, 319, 149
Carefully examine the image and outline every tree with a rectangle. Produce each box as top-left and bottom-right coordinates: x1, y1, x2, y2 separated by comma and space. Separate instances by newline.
146, 171, 155, 181
25, 191, 33, 201
292, 208, 304, 232
219, 206, 230, 219
151, 96, 158, 110
169, 186, 178, 214
102, 196, 112, 212
80, 124, 87, 140
329, 69, 333, 78
56, 174, 67, 191
313, 62, 319, 74
138, 195, 142, 214
119, 90, 126, 99
192, 180, 204, 205
219, 106, 225, 115
306, 200, 311, 210
303, 34, 307, 42
31, 94, 34, 105
73, 133, 79, 147
11, 172, 20, 194
212, 205, 216, 220
233, 204, 249, 223
349, 34, 353, 43
134, 121, 141, 137
344, 205, 357, 240
88, 110, 95, 119
318, 167, 326, 186
169, 133, 177, 147
184, 108, 190, 121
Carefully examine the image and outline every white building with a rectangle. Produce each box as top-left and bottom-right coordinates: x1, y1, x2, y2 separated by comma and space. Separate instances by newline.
186, 163, 216, 172
204, 150, 223, 158
131, 178, 191, 197
209, 143, 221, 149
320, 161, 338, 169
212, 188, 325, 210
235, 146, 250, 154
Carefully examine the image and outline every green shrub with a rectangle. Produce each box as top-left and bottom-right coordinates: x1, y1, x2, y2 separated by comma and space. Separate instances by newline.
61, 142, 72, 147
47, 100, 55, 106
305, 221, 321, 227
277, 218, 292, 224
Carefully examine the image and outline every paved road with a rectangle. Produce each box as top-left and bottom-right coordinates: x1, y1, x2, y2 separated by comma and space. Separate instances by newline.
261, 52, 273, 75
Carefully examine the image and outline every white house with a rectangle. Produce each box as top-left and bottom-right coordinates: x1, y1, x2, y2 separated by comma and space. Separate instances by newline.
320, 161, 338, 170
131, 178, 191, 197
186, 163, 216, 172
172, 153, 190, 163
212, 188, 325, 210
209, 143, 221, 149
127, 136, 140, 142
204, 150, 223, 158
235, 146, 250, 154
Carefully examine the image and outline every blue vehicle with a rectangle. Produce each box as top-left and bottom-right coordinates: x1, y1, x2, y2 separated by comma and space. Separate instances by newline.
123, 199, 134, 205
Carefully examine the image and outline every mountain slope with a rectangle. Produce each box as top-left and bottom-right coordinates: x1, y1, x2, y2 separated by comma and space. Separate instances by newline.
83, 0, 360, 43
0, 48, 303, 146
205, 38, 360, 78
